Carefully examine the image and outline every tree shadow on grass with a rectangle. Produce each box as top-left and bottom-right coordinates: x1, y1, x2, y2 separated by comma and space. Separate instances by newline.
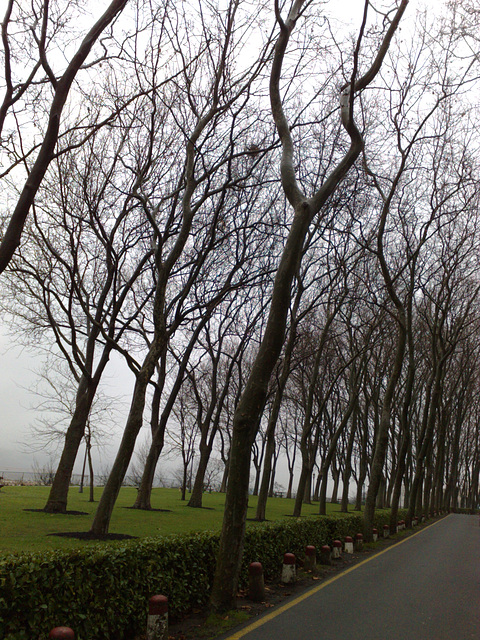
122, 506, 172, 512
183, 505, 215, 510
48, 531, 137, 541
24, 508, 89, 516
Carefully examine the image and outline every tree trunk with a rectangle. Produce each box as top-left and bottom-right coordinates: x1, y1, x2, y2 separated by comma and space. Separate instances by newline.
286, 470, 294, 500
209, 0, 406, 609
219, 457, 229, 493
268, 454, 277, 497
255, 318, 297, 518
188, 440, 213, 508
354, 416, 369, 511
340, 412, 358, 512
181, 463, 188, 501
407, 366, 442, 524
330, 460, 340, 504
292, 460, 311, 517
90, 340, 163, 535
255, 422, 276, 520
44, 377, 99, 513
133, 435, 165, 510
87, 435, 95, 503
319, 391, 357, 515
363, 315, 406, 540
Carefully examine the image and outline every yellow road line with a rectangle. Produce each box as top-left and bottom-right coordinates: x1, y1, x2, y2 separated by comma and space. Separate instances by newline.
224, 515, 450, 640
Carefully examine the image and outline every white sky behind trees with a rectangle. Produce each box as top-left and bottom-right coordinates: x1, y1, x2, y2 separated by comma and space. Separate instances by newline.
0, 0, 447, 480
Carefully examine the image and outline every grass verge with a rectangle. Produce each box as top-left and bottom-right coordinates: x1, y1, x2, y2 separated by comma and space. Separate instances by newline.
0, 485, 359, 553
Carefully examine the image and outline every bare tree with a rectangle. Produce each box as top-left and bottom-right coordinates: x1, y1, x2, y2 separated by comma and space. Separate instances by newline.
0, 0, 130, 273
210, 0, 408, 611
89, 0, 275, 535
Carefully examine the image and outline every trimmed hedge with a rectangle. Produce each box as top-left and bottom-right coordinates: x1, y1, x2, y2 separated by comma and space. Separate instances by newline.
451, 507, 479, 515
0, 510, 408, 640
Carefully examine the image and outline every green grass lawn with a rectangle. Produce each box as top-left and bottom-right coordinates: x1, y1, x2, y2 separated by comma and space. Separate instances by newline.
0, 485, 351, 554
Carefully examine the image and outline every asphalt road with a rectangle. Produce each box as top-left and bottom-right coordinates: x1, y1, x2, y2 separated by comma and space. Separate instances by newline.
222, 514, 480, 640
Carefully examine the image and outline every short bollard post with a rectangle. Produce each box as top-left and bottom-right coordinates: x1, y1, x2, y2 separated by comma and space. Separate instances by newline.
398, 520, 405, 531
421, 515, 425, 523
383, 524, 390, 538
49, 629, 74, 639
248, 562, 266, 602
332, 540, 342, 559
344, 536, 354, 554
412, 517, 417, 527
372, 528, 378, 542
147, 595, 168, 640
282, 553, 296, 584
354, 533, 363, 551
320, 545, 332, 565
304, 546, 317, 571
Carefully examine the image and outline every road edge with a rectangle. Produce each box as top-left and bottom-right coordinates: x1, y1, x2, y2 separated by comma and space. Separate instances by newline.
221, 515, 450, 640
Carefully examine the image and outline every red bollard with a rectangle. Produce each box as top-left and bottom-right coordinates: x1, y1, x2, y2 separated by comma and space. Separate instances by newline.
304, 545, 317, 571
282, 553, 296, 584
248, 562, 266, 602
354, 533, 363, 551
320, 545, 332, 565
49, 629, 74, 639
344, 536, 354, 554
147, 595, 168, 640
332, 540, 342, 559
372, 528, 379, 542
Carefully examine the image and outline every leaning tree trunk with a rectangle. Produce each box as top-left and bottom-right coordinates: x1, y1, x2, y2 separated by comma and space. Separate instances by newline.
132, 378, 164, 510
407, 365, 442, 525
363, 314, 406, 540
209, 0, 407, 611
340, 412, 358, 512
319, 392, 357, 515
330, 459, 341, 504
292, 444, 315, 517
255, 421, 277, 520
255, 311, 298, 520
133, 311, 217, 510
87, 435, 95, 503
354, 415, 369, 511
44, 375, 100, 513
389, 297, 415, 532
188, 438, 214, 508
90, 338, 164, 535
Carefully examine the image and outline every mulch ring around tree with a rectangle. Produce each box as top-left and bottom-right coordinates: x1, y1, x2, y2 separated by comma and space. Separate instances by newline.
48, 531, 137, 541
24, 508, 89, 516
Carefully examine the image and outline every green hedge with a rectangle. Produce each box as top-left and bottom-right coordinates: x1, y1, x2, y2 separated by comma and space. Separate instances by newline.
451, 507, 479, 515
0, 510, 407, 640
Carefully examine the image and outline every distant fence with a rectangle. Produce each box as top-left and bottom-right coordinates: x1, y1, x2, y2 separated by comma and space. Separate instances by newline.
0, 469, 179, 488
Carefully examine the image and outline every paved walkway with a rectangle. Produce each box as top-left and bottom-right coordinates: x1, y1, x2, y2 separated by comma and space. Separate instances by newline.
222, 514, 480, 640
